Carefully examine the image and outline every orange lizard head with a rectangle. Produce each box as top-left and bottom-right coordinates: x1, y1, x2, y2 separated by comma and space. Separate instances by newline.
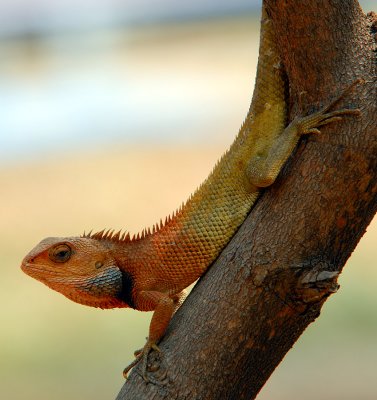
21, 236, 131, 309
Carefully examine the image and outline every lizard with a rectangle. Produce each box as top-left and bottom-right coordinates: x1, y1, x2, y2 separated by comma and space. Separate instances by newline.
21, 5, 361, 382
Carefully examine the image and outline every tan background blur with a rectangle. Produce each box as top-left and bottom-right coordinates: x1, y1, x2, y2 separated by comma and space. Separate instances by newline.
1, 1, 376, 399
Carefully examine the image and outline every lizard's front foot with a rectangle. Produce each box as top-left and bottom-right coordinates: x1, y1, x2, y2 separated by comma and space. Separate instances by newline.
123, 339, 161, 382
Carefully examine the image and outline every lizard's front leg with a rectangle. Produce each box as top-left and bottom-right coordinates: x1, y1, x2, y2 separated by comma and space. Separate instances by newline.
247, 80, 362, 188
123, 290, 181, 382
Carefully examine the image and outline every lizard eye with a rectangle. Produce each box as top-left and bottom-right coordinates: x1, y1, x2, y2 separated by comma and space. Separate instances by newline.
49, 244, 72, 263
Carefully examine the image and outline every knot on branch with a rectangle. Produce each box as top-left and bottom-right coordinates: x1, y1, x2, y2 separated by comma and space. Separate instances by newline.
294, 267, 340, 305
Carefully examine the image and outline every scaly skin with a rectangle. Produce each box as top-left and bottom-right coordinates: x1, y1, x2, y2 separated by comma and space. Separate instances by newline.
21, 6, 360, 382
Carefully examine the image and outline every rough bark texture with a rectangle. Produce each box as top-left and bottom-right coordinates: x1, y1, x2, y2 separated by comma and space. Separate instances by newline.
117, 1, 377, 399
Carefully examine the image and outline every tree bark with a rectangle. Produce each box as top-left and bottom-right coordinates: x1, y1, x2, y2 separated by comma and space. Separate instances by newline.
117, 1, 377, 399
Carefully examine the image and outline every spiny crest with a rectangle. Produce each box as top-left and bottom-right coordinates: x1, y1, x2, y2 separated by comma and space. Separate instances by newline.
82, 229, 131, 243
81, 201, 188, 244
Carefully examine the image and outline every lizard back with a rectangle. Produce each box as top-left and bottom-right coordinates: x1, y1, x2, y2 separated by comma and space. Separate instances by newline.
118, 7, 288, 294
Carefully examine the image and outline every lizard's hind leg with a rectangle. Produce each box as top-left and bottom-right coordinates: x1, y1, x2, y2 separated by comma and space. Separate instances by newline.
247, 80, 362, 188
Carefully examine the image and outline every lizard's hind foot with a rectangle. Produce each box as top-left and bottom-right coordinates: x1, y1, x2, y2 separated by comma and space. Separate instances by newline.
293, 79, 363, 137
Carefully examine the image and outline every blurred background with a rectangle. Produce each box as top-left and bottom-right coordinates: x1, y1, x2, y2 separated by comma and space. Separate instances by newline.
1, 0, 376, 399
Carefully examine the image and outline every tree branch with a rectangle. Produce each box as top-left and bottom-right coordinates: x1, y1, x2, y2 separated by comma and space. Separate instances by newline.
117, 1, 377, 398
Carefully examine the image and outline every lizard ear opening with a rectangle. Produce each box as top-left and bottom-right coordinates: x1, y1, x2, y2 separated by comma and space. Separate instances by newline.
48, 244, 72, 263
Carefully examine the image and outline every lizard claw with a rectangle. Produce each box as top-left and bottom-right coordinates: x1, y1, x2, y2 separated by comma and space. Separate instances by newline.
123, 353, 143, 379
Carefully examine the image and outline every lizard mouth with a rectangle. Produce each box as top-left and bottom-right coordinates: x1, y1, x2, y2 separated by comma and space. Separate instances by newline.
21, 261, 46, 280
20, 261, 80, 297
21, 261, 36, 276
21, 261, 65, 281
